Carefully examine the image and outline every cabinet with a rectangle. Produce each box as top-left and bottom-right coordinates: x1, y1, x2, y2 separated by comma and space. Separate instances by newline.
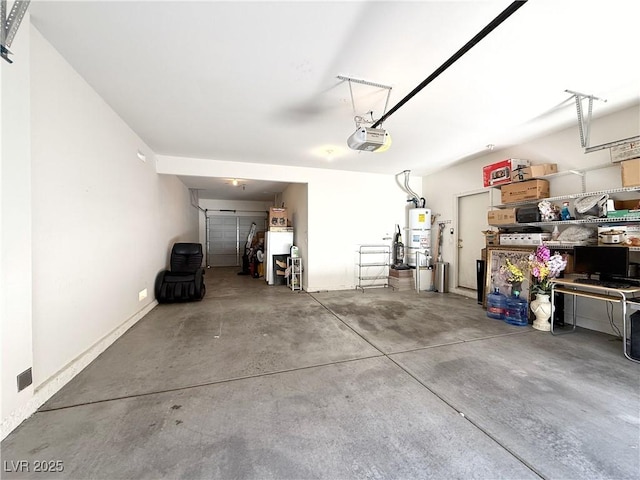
356, 245, 391, 290
287, 257, 302, 291
488, 185, 640, 249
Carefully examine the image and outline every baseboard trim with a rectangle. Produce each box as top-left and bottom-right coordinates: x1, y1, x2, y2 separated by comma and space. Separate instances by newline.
450, 287, 477, 300
0, 300, 158, 441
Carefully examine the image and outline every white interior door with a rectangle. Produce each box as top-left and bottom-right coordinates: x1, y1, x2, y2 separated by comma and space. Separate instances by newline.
457, 191, 490, 290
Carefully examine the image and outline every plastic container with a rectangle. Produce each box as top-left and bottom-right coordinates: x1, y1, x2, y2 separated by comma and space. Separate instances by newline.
487, 288, 507, 320
504, 291, 529, 326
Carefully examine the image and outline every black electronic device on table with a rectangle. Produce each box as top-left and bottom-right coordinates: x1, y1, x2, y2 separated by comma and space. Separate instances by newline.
572, 246, 630, 284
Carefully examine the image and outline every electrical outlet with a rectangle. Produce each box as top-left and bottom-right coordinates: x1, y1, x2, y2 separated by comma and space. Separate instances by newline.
138, 288, 148, 301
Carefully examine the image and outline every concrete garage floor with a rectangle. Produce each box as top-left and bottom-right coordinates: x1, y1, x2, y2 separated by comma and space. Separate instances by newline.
2, 267, 639, 479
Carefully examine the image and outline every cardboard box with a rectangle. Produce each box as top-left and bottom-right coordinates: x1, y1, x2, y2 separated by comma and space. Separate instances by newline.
252, 231, 265, 247
482, 158, 530, 188
483, 230, 500, 246
388, 275, 415, 291
564, 253, 575, 275
268, 207, 288, 228
500, 179, 550, 204
389, 268, 413, 278
511, 163, 558, 182
606, 209, 640, 219
621, 158, 640, 187
487, 208, 517, 225
613, 199, 640, 210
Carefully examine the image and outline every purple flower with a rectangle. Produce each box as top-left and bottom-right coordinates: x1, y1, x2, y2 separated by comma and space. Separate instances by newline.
532, 266, 541, 278
536, 245, 550, 263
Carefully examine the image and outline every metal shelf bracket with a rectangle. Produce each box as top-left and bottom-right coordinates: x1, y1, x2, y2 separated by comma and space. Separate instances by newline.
1, 0, 30, 64
566, 89, 640, 154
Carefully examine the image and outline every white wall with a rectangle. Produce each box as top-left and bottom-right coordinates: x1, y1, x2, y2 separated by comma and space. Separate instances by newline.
30, 24, 199, 385
0, 25, 198, 440
1, 12, 34, 438
157, 156, 422, 291
281, 183, 308, 289
424, 104, 640, 334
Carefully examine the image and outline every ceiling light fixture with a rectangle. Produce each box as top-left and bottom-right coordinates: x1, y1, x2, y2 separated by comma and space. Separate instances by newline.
312, 145, 345, 161
232, 179, 239, 186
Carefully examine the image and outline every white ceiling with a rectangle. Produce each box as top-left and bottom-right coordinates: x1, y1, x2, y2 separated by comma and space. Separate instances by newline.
178, 175, 293, 202
28, 0, 640, 201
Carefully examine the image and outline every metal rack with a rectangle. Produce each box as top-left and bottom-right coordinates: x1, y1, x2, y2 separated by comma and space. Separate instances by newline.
287, 257, 303, 291
356, 245, 391, 291
488, 186, 640, 238
492, 186, 640, 210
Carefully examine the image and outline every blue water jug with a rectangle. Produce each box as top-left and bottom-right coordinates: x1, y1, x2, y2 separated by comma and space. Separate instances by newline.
487, 288, 507, 320
504, 291, 528, 326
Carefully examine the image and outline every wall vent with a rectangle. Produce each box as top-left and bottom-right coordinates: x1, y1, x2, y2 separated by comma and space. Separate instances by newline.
17, 367, 32, 392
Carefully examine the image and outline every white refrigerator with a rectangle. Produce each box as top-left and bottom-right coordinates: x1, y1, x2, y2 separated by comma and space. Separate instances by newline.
265, 231, 294, 285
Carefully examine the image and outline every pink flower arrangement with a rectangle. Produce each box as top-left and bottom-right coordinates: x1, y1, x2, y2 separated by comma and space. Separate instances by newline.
528, 245, 567, 294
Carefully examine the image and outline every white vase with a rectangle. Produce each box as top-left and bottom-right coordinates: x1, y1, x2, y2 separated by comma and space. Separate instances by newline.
531, 293, 553, 331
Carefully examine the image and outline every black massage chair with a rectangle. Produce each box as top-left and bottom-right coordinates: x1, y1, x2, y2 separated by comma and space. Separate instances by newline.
155, 243, 206, 303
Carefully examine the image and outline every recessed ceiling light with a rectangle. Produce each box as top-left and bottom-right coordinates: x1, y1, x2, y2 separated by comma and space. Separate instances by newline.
232, 179, 239, 186
312, 145, 344, 161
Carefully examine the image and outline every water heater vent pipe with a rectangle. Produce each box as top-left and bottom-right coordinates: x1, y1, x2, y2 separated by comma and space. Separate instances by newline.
396, 170, 425, 208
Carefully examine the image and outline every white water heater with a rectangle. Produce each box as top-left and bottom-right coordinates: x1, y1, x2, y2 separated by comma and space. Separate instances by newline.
407, 208, 431, 267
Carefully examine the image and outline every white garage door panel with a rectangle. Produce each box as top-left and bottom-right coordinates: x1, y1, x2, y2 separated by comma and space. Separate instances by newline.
206, 215, 266, 267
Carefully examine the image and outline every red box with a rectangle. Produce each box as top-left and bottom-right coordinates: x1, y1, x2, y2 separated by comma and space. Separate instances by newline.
483, 159, 530, 188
